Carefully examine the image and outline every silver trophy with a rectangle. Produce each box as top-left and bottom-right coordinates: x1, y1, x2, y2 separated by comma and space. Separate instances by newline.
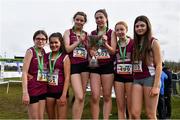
88, 35, 102, 68
89, 56, 99, 68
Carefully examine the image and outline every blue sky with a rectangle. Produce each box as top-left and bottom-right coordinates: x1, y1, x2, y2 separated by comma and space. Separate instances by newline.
1, 0, 180, 62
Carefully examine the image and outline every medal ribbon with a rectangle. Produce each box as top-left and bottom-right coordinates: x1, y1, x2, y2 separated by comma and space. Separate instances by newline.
118, 38, 127, 63
34, 47, 44, 73
49, 51, 62, 76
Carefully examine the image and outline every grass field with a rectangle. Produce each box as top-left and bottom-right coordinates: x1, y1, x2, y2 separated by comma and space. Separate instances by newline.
0, 81, 180, 119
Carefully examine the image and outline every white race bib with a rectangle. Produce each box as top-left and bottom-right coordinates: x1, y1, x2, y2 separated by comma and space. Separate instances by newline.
37, 70, 48, 82
48, 74, 58, 86
96, 48, 110, 59
133, 61, 143, 72
73, 47, 87, 59
148, 66, 155, 76
48, 69, 59, 86
117, 64, 132, 74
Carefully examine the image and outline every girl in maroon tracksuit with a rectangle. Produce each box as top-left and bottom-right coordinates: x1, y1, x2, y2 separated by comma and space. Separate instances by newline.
22, 30, 48, 119
46, 32, 70, 119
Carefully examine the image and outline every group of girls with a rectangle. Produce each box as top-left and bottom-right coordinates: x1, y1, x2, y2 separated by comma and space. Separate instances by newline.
22, 9, 162, 119
22, 31, 70, 119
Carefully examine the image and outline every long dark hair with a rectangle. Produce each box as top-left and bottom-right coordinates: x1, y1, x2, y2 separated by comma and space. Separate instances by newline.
49, 32, 65, 53
133, 15, 153, 63
94, 9, 109, 33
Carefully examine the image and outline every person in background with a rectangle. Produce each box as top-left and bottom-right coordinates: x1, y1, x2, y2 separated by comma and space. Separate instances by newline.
22, 30, 48, 119
63, 11, 89, 119
172, 73, 178, 95
157, 68, 167, 119
89, 9, 117, 119
179, 74, 180, 93
46, 32, 70, 119
114, 21, 133, 119
163, 65, 172, 119
131, 15, 162, 119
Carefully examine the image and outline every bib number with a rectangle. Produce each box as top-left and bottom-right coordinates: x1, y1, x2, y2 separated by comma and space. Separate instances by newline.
48, 69, 59, 86
48, 74, 58, 86
148, 66, 155, 76
73, 47, 87, 59
96, 48, 110, 59
37, 70, 48, 82
133, 61, 143, 72
117, 64, 132, 74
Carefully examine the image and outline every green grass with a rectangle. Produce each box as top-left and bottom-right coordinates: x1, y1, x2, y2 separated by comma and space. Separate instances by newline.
177, 82, 180, 95
4, 77, 21, 81
0, 83, 180, 119
0, 84, 27, 119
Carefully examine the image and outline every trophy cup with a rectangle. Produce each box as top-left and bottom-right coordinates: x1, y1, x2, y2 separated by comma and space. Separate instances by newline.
88, 35, 102, 68
89, 55, 98, 68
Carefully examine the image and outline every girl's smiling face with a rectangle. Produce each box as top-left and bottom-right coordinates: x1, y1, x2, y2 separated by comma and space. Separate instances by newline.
135, 21, 147, 36
95, 12, 107, 28
34, 34, 47, 48
115, 24, 127, 39
74, 15, 86, 30
49, 37, 61, 52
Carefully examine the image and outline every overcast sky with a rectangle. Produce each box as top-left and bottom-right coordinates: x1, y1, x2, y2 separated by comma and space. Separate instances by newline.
1, 0, 180, 62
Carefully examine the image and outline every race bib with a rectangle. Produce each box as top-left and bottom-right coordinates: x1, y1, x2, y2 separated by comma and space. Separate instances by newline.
117, 64, 132, 74
133, 61, 143, 72
96, 48, 110, 59
73, 47, 87, 59
37, 70, 48, 82
148, 66, 155, 76
48, 74, 58, 86
48, 69, 59, 86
